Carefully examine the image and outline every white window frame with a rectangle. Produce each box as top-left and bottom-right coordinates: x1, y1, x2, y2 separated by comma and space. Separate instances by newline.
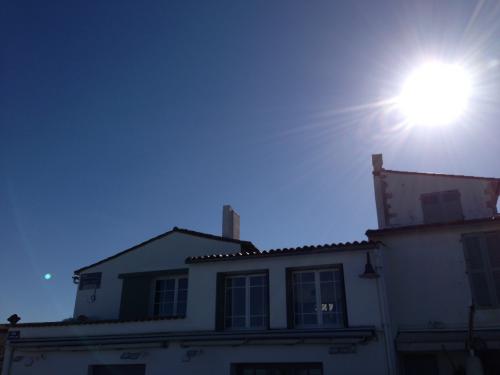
224, 273, 268, 330
291, 267, 345, 328
151, 274, 188, 317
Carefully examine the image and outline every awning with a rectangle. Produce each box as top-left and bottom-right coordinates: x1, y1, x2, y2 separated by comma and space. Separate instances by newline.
396, 329, 500, 352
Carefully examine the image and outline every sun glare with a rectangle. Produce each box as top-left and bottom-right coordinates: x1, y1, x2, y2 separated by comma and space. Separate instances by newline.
397, 61, 472, 126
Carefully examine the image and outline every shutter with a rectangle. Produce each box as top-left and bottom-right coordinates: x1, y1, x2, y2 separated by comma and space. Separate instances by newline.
214, 273, 226, 331
421, 193, 442, 224
441, 190, 463, 222
285, 269, 294, 329
119, 275, 153, 320
463, 235, 492, 307
485, 232, 500, 304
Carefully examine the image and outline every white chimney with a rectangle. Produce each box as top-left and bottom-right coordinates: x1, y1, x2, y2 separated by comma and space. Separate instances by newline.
222, 205, 240, 240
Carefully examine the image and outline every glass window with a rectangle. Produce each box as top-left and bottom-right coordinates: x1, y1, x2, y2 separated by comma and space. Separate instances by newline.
153, 275, 188, 317
291, 268, 345, 328
224, 273, 268, 330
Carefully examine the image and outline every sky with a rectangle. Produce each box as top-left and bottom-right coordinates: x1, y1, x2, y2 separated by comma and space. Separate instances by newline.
1, 0, 500, 322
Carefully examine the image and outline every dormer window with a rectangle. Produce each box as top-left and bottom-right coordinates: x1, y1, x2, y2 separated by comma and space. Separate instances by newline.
421, 190, 464, 224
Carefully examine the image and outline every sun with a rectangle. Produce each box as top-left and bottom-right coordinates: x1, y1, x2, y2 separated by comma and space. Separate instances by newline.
397, 61, 472, 126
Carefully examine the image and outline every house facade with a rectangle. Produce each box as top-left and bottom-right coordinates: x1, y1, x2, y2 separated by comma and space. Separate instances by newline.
2, 156, 500, 375
368, 154, 500, 374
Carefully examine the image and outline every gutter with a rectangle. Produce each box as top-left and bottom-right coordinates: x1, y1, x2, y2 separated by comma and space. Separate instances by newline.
9, 328, 377, 349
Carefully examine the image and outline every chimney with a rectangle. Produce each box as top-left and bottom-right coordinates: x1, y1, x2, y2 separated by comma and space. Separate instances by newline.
222, 205, 240, 240
372, 154, 383, 174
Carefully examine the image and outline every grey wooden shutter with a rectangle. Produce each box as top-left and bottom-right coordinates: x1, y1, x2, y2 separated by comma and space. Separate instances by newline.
463, 235, 492, 307
215, 273, 226, 331
441, 190, 463, 221
119, 276, 153, 320
485, 232, 500, 305
285, 269, 294, 329
421, 193, 442, 224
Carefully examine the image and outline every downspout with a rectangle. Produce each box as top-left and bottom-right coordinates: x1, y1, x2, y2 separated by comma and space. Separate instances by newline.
374, 245, 397, 375
2, 343, 14, 375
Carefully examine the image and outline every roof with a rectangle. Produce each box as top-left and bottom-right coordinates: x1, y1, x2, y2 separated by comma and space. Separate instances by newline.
186, 240, 377, 263
7, 316, 182, 328
366, 216, 500, 237
74, 227, 258, 274
380, 168, 500, 182
9, 327, 376, 348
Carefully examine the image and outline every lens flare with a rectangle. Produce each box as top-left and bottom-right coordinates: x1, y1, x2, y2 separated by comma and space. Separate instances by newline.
44, 273, 52, 280
397, 61, 472, 126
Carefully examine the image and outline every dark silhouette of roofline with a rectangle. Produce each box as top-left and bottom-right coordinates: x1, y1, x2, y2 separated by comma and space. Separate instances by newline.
74, 227, 258, 274
380, 169, 500, 181
366, 216, 500, 237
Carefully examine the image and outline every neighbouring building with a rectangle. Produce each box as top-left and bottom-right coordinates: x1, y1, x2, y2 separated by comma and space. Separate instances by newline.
2, 157, 500, 375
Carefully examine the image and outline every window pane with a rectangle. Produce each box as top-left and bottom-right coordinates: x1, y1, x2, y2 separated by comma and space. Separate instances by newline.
494, 270, 500, 303
178, 277, 188, 289
232, 287, 246, 316
470, 273, 492, 306
464, 237, 483, 270
177, 289, 187, 302
250, 316, 265, 327
232, 316, 245, 328
250, 275, 265, 286
303, 314, 318, 325
165, 279, 175, 290
250, 286, 266, 315
177, 301, 187, 317
299, 272, 315, 283
319, 271, 334, 282
160, 303, 174, 316
486, 233, 500, 268
322, 312, 338, 325
231, 277, 246, 288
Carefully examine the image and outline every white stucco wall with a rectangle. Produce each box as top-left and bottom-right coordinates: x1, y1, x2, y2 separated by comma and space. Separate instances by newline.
6, 340, 388, 375
188, 250, 382, 330
7, 248, 388, 375
74, 232, 242, 320
370, 221, 500, 332
376, 172, 497, 228
72, 226, 383, 331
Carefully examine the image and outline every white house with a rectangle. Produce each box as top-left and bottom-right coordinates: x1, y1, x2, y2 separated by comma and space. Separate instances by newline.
368, 154, 500, 375
2, 209, 390, 375
2, 156, 500, 375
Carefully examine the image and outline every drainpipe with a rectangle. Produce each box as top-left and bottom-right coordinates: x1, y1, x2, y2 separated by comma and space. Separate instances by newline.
374, 246, 397, 375
2, 343, 14, 375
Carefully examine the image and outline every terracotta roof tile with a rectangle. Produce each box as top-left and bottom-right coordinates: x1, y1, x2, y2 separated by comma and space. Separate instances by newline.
186, 240, 377, 263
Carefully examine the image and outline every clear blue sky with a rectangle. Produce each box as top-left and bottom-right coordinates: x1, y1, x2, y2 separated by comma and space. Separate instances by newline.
1, 0, 499, 322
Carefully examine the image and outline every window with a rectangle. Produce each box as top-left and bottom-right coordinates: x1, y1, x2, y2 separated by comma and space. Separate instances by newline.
216, 272, 269, 330
89, 364, 145, 375
421, 190, 463, 224
152, 275, 188, 317
79, 272, 102, 290
233, 363, 322, 375
287, 266, 346, 328
463, 231, 500, 308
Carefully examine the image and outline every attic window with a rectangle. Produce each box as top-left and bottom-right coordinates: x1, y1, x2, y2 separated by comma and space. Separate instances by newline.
79, 272, 102, 290
421, 190, 464, 224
